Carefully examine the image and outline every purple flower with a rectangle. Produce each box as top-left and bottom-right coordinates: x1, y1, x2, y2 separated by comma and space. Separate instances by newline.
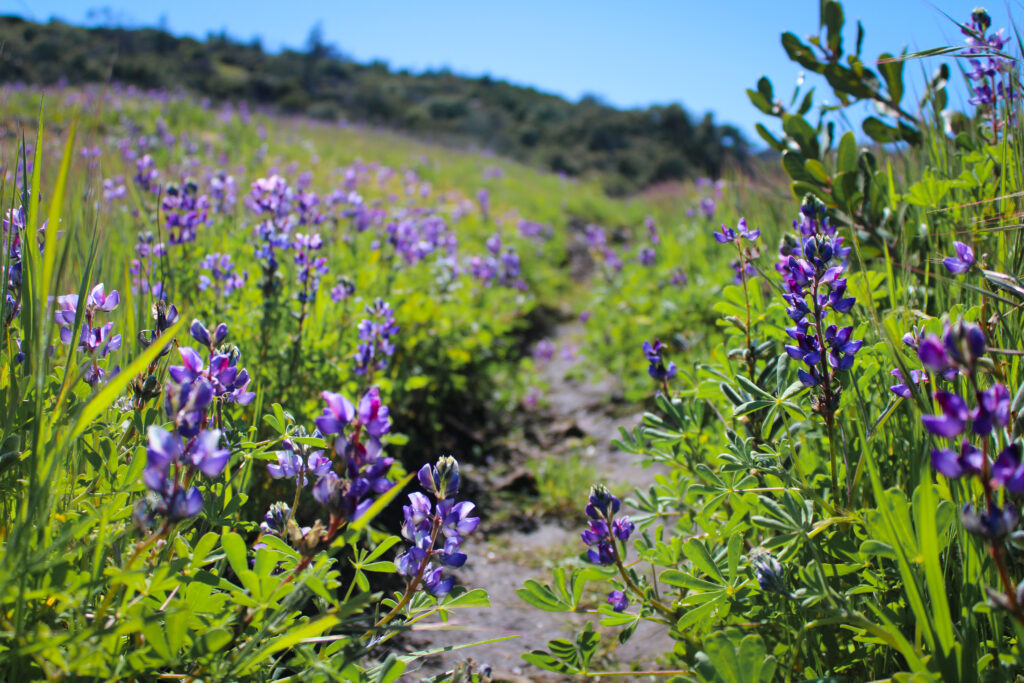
713, 217, 760, 244
260, 502, 292, 537
611, 517, 634, 541
961, 501, 1019, 541
931, 440, 984, 479
774, 199, 860, 411
396, 456, 477, 599
607, 590, 628, 612
943, 241, 975, 275
921, 391, 970, 438
889, 368, 927, 398
990, 444, 1024, 493
752, 553, 787, 595
87, 283, 120, 311
316, 391, 356, 435
972, 383, 1010, 436
917, 335, 952, 374
354, 298, 399, 376
358, 387, 391, 437
582, 486, 628, 566
533, 339, 555, 362
642, 339, 677, 383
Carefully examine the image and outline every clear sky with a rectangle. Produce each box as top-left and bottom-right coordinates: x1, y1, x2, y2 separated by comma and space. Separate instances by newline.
9, 1, 1014, 141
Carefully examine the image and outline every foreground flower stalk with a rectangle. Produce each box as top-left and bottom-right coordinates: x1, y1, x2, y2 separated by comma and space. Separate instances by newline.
916, 319, 1024, 622
776, 198, 861, 498
379, 456, 479, 627
581, 485, 673, 618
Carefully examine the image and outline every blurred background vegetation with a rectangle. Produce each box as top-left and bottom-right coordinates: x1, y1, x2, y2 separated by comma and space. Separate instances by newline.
0, 15, 754, 195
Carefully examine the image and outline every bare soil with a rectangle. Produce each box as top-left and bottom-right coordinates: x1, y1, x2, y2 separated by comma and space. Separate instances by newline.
403, 323, 671, 682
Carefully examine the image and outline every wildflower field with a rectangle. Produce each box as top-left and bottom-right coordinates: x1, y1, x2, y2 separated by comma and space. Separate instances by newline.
2, 2, 1024, 681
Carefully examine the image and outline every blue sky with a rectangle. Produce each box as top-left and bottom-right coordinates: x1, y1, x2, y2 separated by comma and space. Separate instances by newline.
12, 1, 1013, 140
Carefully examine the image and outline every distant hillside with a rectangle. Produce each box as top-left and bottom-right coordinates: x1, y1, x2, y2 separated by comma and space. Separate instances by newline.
0, 15, 750, 194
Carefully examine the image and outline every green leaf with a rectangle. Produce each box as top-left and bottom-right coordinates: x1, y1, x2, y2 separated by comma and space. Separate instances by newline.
782, 116, 820, 158
403, 375, 430, 391
191, 532, 220, 571
825, 63, 875, 99
444, 588, 490, 609
522, 650, 577, 674
822, 1, 844, 55
805, 159, 830, 184
878, 52, 904, 105
677, 597, 721, 631
781, 32, 823, 73
370, 654, 405, 683
221, 531, 249, 579
755, 124, 785, 152
199, 628, 232, 655
837, 132, 857, 173
516, 579, 571, 611
683, 540, 725, 582
747, 89, 773, 116
862, 117, 899, 143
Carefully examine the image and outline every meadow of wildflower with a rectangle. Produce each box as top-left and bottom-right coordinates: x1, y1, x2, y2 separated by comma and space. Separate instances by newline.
1, 1, 1024, 681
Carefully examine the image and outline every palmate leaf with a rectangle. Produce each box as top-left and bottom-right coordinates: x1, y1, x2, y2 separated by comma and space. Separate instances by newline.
694, 632, 776, 683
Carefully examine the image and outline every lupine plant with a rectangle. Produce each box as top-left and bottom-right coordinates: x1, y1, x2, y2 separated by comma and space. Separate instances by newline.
6, 2, 1024, 680
518, 4, 1024, 680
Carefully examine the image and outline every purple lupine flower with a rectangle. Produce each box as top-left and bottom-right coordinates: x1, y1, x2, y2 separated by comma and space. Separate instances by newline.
889, 368, 927, 398
259, 502, 292, 537
922, 391, 970, 438
396, 456, 478, 597
477, 188, 490, 220
713, 217, 760, 244
973, 383, 1011, 436
990, 444, 1024, 493
164, 377, 214, 438
198, 253, 248, 297
943, 241, 975, 275
962, 8, 1018, 127
581, 486, 630, 566
268, 436, 331, 486
669, 268, 689, 287
293, 232, 329, 303
607, 590, 629, 612
961, 501, 1019, 541
638, 247, 657, 266
55, 283, 122, 385
642, 339, 677, 383
774, 199, 860, 406
751, 552, 788, 595
699, 196, 716, 219
354, 298, 399, 377
316, 391, 356, 435
931, 440, 984, 479
134, 154, 159, 192
309, 388, 395, 524
330, 276, 356, 303
161, 181, 209, 245
644, 215, 660, 245
190, 319, 229, 349
139, 425, 229, 524
533, 339, 555, 362
129, 231, 167, 299
209, 170, 237, 213
358, 387, 391, 437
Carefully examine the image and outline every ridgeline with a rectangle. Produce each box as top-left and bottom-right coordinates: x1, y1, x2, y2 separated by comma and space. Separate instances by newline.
0, 15, 750, 194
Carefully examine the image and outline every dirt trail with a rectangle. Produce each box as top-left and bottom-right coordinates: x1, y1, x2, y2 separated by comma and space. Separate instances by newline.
405, 322, 671, 681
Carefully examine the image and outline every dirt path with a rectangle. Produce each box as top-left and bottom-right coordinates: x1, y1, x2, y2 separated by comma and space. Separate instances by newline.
404, 322, 671, 681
